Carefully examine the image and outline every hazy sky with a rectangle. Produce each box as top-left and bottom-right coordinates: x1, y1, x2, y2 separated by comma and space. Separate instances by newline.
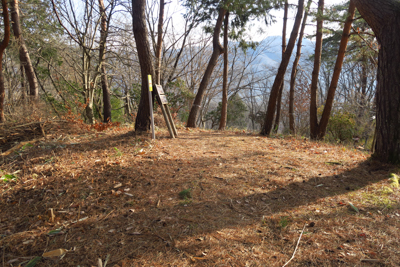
249, 0, 348, 40
165, 0, 349, 41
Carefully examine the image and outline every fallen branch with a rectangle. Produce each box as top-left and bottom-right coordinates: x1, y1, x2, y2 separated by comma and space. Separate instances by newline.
0, 139, 42, 157
8, 120, 67, 129
282, 223, 306, 267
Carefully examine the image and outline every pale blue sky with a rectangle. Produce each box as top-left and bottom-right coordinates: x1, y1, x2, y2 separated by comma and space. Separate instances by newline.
164, 0, 348, 41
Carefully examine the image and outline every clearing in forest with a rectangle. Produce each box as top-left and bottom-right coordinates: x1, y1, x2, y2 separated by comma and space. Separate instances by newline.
0, 122, 399, 266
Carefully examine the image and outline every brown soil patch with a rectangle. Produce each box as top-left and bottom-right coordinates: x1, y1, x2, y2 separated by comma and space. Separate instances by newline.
0, 124, 399, 266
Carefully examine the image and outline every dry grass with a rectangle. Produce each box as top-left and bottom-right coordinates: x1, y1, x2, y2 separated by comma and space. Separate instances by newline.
0, 123, 399, 267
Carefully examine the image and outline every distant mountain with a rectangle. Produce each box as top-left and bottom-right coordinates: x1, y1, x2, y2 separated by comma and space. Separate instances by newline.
248, 35, 315, 70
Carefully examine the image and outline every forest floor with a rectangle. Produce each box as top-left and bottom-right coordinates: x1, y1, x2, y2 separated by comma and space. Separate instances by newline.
0, 121, 399, 267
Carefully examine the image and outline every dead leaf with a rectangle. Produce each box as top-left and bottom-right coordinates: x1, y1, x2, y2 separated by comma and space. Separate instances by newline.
128, 232, 142, 235
114, 183, 123, 189
42, 248, 68, 257
49, 208, 55, 222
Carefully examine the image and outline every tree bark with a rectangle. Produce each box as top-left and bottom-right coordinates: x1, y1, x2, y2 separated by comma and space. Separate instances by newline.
155, 0, 164, 84
261, 0, 304, 136
0, 0, 10, 123
131, 0, 155, 132
186, 7, 226, 128
309, 0, 324, 139
218, 11, 229, 130
83, 51, 95, 124
273, 0, 288, 133
10, 0, 39, 103
353, 0, 400, 163
316, 0, 356, 139
98, 0, 112, 122
289, 0, 312, 134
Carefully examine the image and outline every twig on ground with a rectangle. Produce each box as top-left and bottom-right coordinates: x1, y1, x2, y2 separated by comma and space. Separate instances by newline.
282, 223, 306, 267
100, 210, 114, 221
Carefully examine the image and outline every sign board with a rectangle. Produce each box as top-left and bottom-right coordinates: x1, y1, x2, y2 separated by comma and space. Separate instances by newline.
155, 85, 165, 95
155, 85, 168, 104
159, 94, 169, 104
151, 84, 177, 139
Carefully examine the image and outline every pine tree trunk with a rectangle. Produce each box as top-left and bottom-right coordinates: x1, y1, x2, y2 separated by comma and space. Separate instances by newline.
261, 0, 304, 136
10, 0, 38, 103
132, 0, 155, 132
187, 7, 226, 128
309, 0, 324, 139
316, 0, 356, 139
218, 11, 229, 130
273, 0, 288, 133
289, 0, 312, 134
353, 0, 400, 163
98, 0, 112, 122
359, 55, 368, 112
0, 0, 10, 123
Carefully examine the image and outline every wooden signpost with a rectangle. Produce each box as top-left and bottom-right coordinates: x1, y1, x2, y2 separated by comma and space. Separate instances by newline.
155, 84, 177, 138
147, 75, 177, 139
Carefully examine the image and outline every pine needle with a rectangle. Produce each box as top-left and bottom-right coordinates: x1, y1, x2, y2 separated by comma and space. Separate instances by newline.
282, 223, 306, 267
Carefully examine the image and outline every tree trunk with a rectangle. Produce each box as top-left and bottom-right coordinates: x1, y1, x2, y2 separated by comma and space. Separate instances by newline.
131, 0, 155, 132
0, 0, 10, 123
10, 0, 39, 103
98, 0, 112, 122
218, 11, 229, 130
20, 63, 27, 114
316, 0, 356, 139
353, 0, 400, 163
309, 0, 324, 139
359, 55, 368, 113
125, 89, 132, 120
289, 0, 312, 134
186, 7, 226, 128
82, 51, 95, 124
155, 0, 164, 84
273, 0, 288, 133
261, 0, 304, 136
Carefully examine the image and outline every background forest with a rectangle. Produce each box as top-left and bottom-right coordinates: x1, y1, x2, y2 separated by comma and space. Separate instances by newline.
0, 0, 376, 145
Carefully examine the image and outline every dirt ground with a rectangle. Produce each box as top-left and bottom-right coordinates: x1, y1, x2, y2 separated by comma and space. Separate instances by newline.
0, 122, 399, 266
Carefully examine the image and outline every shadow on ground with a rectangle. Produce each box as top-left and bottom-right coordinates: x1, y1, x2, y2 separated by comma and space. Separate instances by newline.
0, 130, 397, 266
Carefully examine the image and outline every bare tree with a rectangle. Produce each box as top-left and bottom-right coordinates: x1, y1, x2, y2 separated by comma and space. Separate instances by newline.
218, 11, 229, 130
187, 7, 226, 128
261, 0, 304, 136
51, 0, 115, 124
10, 0, 39, 103
273, 0, 288, 133
155, 0, 165, 84
0, 0, 10, 122
98, 0, 115, 122
289, 0, 312, 134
